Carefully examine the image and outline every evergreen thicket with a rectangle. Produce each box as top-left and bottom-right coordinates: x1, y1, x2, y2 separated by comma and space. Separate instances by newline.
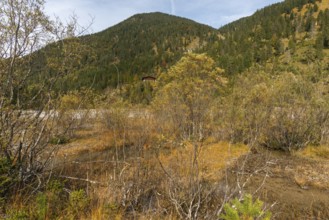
52, 12, 217, 92
26, 0, 329, 101
214, 0, 329, 75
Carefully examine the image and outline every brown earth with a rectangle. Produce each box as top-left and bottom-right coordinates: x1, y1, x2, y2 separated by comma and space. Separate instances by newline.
53, 124, 329, 219
228, 150, 329, 220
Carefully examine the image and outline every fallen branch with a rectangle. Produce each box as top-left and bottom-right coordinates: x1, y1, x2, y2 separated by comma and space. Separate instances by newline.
58, 175, 105, 185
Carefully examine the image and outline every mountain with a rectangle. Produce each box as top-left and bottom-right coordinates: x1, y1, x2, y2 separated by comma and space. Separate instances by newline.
28, 0, 329, 98
212, 0, 329, 76
55, 12, 219, 91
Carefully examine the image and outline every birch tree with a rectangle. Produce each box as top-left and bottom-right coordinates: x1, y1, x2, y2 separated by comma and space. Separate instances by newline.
153, 53, 226, 140
0, 0, 89, 194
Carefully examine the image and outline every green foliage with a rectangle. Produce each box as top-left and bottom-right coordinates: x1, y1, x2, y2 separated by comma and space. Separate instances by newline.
315, 33, 324, 59
220, 70, 329, 151
5, 181, 91, 220
28, 12, 218, 95
46, 179, 65, 194
214, 0, 322, 75
59, 88, 97, 110
0, 157, 15, 201
24, 0, 329, 99
68, 189, 89, 218
153, 53, 226, 140
102, 202, 120, 219
49, 135, 70, 145
35, 193, 47, 220
220, 194, 271, 220
6, 209, 29, 220
125, 81, 154, 104
30, 180, 66, 219
261, 73, 329, 150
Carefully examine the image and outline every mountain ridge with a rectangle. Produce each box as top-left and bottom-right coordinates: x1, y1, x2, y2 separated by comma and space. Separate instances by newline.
67, 12, 219, 90
28, 0, 329, 98
213, 0, 329, 75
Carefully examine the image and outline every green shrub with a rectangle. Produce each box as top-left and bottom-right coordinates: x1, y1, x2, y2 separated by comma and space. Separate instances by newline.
6, 209, 29, 220
35, 193, 47, 220
221, 71, 329, 151
68, 189, 89, 218
220, 194, 271, 220
0, 157, 15, 201
31, 180, 65, 219
49, 135, 70, 145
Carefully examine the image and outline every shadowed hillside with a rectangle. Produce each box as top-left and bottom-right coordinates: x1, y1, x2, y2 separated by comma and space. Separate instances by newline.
62, 12, 218, 90
26, 0, 329, 97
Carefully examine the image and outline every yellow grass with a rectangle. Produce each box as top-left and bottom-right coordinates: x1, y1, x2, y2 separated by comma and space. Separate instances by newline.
51, 116, 250, 219
296, 145, 329, 160
290, 1, 329, 21
158, 141, 249, 181
200, 142, 249, 179
294, 145, 329, 190
317, 0, 329, 12
86, 205, 122, 220
57, 129, 115, 156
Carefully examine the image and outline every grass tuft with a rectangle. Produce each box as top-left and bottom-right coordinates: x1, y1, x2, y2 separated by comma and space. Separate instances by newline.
296, 145, 329, 160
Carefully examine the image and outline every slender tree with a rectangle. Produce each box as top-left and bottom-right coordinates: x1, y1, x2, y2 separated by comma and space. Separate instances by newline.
0, 0, 89, 194
153, 53, 226, 140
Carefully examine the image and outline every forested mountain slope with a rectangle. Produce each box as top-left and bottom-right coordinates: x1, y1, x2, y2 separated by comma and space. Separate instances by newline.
213, 0, 329, 75
59, 12, 218, 90
28, 0, 329, 98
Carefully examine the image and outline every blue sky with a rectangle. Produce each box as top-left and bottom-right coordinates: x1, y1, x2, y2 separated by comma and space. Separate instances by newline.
45, 0, 284, 33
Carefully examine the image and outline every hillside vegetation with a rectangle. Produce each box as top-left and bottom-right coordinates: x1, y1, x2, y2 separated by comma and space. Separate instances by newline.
2, 0, 329, 219
213, 0, 329, 74
24, 0, 329, 103
35, 12, 218, 93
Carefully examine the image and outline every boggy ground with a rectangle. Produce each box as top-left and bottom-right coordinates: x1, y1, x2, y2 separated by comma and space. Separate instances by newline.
229, 149, 329, 220
53, 123, 329, 219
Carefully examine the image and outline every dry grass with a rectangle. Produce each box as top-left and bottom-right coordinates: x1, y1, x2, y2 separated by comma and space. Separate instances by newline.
200, 142, 249, 180
57, 129, 115, 157
84, 204, 123, 220
158, 141, 249, 182
293, 164, 329, 190
292, 146, 329, 190
317, 0, 329, 12
296, 145, 329, 160
48, 107, 329, 219
290, 145, 329, 189
1, 106, 262, 219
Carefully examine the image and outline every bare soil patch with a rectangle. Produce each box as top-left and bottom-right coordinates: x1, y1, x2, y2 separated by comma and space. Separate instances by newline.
229, 150, 329, 219
53, 124, 329, 219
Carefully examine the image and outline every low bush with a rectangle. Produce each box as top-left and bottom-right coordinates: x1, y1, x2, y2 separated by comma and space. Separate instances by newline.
0, 157, 15, 200
220, 194, 271, 220
68, 189, 90, 218
220, 71, 329, 151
